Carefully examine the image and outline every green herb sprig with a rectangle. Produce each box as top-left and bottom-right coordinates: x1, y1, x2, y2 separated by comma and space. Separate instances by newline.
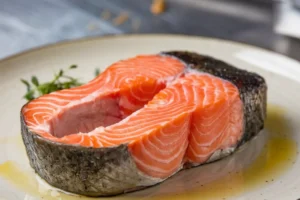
21, 66, 101, 101
95, 68, 101, 77
21, 65, 83, 101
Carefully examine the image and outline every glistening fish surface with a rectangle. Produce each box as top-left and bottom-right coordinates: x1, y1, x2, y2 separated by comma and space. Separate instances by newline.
20, 51, 267, 196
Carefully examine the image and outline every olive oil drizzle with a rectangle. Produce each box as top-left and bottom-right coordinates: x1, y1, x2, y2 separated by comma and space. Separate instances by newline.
0, 104, 297, 200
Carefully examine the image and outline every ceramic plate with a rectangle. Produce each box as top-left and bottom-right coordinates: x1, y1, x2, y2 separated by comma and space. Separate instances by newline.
1, 35, 300, 200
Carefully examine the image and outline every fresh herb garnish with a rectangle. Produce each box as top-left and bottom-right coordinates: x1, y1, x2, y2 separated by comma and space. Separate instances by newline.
95, 68, 101, 77
21, 66, 102, 101
21, 65, 83, 101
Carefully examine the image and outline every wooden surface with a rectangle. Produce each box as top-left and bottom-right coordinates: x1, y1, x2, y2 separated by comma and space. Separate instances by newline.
0, 0, 299, 61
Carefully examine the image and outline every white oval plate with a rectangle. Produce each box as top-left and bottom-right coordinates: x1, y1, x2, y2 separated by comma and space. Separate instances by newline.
0, 35, 300, 200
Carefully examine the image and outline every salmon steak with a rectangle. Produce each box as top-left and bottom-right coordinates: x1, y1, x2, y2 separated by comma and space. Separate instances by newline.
20, 51, 267, 196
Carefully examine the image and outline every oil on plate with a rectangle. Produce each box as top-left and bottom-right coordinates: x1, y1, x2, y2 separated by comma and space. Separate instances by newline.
0, 35, 300, 200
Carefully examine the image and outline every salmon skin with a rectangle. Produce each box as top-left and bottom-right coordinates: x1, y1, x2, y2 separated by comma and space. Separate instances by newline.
20, 51, 267, 196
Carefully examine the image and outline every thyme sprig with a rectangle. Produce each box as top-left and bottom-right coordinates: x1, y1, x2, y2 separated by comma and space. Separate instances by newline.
21, 65, 85, 101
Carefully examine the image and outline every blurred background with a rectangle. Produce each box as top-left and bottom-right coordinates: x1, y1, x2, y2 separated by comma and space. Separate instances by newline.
0, 0, 300, 60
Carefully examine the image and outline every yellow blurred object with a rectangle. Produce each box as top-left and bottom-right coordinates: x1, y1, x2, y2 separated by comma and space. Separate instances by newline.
151, 0, 166, 15
113, 12, 129, 26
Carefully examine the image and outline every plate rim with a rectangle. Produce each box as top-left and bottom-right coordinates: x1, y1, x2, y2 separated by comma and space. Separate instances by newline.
1, 33, 299, 65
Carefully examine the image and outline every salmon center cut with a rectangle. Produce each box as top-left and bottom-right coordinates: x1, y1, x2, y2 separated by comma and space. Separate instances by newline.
22, 54, 243, 179
49, 96, 123, 138
47, 76, 170, 138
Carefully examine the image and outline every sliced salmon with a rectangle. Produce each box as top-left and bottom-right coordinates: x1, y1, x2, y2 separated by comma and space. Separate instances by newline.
20, 52, 267, 196
22, 55, 185, 138
22, 55, 243, 178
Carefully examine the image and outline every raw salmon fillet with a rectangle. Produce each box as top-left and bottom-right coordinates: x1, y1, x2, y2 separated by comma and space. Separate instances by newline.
21, 52, 266, 196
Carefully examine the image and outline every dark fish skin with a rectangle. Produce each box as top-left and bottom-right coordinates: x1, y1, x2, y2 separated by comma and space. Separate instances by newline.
21, 114, 160, 196
20, 51, 267, 196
